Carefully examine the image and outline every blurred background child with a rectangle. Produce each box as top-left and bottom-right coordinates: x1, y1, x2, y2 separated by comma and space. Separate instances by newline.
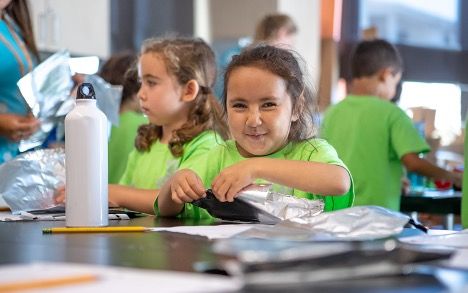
321, 39, 461, 211
99, 52, 148, 184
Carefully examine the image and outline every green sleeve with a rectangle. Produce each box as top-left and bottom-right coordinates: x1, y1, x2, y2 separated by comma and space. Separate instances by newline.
390, 108, 430, 159
179, 131, 222, 169
118, 150, 138, 186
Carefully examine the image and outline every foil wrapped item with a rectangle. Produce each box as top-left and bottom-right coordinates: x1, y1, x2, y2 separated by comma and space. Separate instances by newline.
17, 50, 73, 152
213, 237, 453, 290
250, 206, 411, 240
0, 148, 65, 214
283, 205, 411, 239
192, 184, 324, 224
235, 206, 414, 241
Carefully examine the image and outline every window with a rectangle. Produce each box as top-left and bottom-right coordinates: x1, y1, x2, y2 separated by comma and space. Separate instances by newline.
399, 81, 461, 146
360, 0, 460, 50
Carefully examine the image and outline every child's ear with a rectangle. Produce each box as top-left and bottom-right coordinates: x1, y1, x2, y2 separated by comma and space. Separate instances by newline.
181, 80, 200, 102
378, 68, 393, 82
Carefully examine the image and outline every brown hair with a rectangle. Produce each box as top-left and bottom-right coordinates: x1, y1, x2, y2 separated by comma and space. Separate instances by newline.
99, 52, 139, 104
135, 37, 227, 156
5, 0, 39, 60
222, 45, 318, 142
351, 39, 403, 78
254, 13, 297, 44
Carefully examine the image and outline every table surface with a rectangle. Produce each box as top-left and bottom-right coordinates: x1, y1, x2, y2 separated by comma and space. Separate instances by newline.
1, 215, 467, 292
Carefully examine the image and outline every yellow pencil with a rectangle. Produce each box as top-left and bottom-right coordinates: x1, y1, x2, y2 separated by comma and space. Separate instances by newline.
42, 226, 148, 234
0, 274, 98, 292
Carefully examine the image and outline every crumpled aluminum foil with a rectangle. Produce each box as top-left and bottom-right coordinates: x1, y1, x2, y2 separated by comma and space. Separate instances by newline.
235, 206, 411, 241
17, 50, 73, 152
0, 148, 65, 214
17, 52, 122, 150
238, 184, 324, 221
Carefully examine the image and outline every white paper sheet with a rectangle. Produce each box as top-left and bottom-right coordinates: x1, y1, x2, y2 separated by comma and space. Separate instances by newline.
149, 224, 261, 240
399, 229, 468, 248
446, 249, 468, 270
0, 211, 130, 222
0, 262, 240, 292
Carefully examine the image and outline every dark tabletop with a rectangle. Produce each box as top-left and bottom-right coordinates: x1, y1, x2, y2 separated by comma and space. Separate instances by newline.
1, 215, 467, 292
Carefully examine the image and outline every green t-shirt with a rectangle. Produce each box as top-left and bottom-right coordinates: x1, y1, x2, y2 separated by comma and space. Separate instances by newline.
463, 119, 468, 228
166, 138, 354, 219
321, 95, 430, 211
108, 111, 148, 184
119, 131, 220, 189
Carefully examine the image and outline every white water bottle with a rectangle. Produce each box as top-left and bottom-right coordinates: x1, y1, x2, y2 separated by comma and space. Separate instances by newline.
65, 83, 108, 227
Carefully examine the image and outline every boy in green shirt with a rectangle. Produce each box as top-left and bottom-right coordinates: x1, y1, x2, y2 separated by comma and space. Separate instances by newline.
321, 39, 461, 211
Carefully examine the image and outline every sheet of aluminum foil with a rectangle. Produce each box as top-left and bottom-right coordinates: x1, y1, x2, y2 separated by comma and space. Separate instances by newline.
17, 50, 73, 152
17, 52, 122, 150
0, 148, 65, 214
235, 206, 411, 241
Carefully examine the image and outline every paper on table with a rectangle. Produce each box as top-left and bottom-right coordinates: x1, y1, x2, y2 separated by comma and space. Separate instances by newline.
0, 212, 130, 222
399, 229, 468, 248
0, 262, 240, 292
149, 224, 261, 240
446, 249, 468, 270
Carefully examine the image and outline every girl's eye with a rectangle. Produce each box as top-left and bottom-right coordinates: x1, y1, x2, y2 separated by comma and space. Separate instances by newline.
262, 102, 277, 108
231, 103, 247, 109
146, 80, 157, 86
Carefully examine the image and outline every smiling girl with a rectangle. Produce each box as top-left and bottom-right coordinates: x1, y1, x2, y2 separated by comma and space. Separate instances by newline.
157, 45, 354, 218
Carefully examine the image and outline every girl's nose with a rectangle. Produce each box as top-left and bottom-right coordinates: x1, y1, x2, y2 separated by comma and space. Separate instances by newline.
246, 109, 262, 127
137, 87, 146, 101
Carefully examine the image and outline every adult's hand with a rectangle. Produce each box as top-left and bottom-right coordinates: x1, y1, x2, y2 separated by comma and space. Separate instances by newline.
0, 113, 39, 141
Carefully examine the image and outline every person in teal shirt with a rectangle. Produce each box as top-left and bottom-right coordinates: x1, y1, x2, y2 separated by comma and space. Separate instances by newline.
98, 52, 148, 183
0, 0, 39, 163
157, 45, 354, 219
321, 39, 461, 211
56, 37, 227, 214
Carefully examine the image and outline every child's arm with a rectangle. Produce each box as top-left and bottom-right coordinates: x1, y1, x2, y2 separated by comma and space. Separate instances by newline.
157, 169, 206, 217
401, 153, 462, 187
54, 185, 158, 214
108, 184, 158, 214
211, 158, 351, 202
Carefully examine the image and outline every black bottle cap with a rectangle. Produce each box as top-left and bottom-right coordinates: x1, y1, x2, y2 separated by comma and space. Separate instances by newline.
77, 83, 96, 99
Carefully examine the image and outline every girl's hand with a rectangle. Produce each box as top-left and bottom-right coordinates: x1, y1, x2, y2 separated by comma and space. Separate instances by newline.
0, 113, 39, 141
54, 186, 66, 204
212, 159, 257, 202
170, 169, 206, 204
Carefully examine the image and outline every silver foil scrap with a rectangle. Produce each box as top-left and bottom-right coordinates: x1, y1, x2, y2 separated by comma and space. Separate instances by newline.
0, 148, 65, 214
